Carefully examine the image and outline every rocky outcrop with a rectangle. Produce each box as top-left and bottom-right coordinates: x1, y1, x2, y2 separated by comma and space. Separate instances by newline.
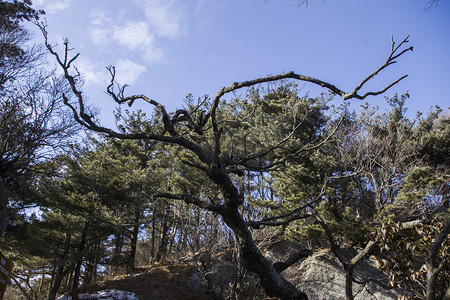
186, 242, 402, 299
282, 249, 401, 300
185, 256, 261, 299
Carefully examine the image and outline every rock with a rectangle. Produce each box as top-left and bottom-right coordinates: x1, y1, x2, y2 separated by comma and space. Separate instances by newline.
264, 240, 301, 263
185, 256, 262, 299
186, 260, 236, 298
282, 249, 401, 300
186, 244, 401, 299
185, 272, 208, 294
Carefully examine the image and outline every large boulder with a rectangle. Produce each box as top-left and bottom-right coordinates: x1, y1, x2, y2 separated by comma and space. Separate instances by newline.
282, 249, 401, 300
186, 242, 402, 299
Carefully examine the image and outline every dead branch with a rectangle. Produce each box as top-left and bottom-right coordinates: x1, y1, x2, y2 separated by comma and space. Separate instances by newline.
345, 240, 378, 300
41, 21, 412, 169
206, 36, 411, 128
246, 211, 313, 229
343, 36, 413, 100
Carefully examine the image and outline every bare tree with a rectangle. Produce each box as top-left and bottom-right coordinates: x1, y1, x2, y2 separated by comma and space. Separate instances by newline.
0, 1, 79, 238
40, 21, 412, 298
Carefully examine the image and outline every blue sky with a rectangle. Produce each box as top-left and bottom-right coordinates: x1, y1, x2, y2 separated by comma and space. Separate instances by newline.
32, 0, 449, 127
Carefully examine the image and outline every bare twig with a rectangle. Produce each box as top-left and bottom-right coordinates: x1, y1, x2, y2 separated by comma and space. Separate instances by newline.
343, 36, 413, 100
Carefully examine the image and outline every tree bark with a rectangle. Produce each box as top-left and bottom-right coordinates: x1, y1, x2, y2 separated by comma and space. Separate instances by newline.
71, 216, 90, 300
151, 203, 157, 262
220, 205, 308, 300
345, 241, 377, 300
205, 164, 308, 300
48, 230, 72, 300
155, 214, 169, 262
129, 202, 141, 269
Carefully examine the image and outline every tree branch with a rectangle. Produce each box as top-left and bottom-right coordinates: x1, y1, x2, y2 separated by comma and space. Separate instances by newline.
345, 240, 378, 300
153, 192, 221, 213
343, 36, 413, 100
247, 211, 312, 229
205, 36, 412, 129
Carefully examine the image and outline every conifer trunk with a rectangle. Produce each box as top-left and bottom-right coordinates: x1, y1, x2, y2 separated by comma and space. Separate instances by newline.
48, 230, 72, 300
71, 217, 90, 300
129, 202, 141, 269
155, 214, 169, 262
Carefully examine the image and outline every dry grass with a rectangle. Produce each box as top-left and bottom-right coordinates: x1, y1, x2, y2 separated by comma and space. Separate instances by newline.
78, 262, 213, 300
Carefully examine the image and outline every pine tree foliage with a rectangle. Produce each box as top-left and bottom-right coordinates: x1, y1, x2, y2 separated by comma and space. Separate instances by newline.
1, 2, 448, 298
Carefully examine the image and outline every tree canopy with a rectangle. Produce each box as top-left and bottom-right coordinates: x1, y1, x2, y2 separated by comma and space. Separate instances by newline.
0, 1, 448, 300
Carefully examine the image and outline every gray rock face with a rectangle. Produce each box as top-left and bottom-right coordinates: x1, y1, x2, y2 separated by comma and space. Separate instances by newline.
185, 272, 209, 294
185, 257, 261, 299
186, 244, 401, 299
185, 260, 237, 298
282, 249, 401, 300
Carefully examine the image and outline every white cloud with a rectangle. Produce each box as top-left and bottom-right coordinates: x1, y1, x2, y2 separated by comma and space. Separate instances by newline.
135, 0, 188, 39
73, 57, 109, 86
90, 9, 112, 27
114, 59, 147, 85
33, 0, 72, 13
88, 9, 113, 45
88, 26, 111, 46
88, 10, 164, 64
87, 1, 189, 65
113, 21, 154, 49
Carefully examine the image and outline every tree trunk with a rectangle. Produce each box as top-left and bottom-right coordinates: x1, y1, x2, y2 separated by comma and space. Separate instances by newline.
129, 202, 141, 269
155, 214, 169, 262
48, 230, 72, 300
207, 165, 308, 300
220, 205, 308, 300
39, 264, 46, 297
63, 266, 72, 295
92, 238, 100, 283
11, 275, 33, 300
85, 237, 100, 287
151, 203, 157, 262
71, 217, 90, 300
167, 224, 178, 258
48, 259, 56, 299
112, 231, 124, 264
345, 241, 377, 300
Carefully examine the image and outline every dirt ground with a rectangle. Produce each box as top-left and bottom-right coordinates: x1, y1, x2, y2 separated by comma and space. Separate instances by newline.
78, 262, 213, 300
